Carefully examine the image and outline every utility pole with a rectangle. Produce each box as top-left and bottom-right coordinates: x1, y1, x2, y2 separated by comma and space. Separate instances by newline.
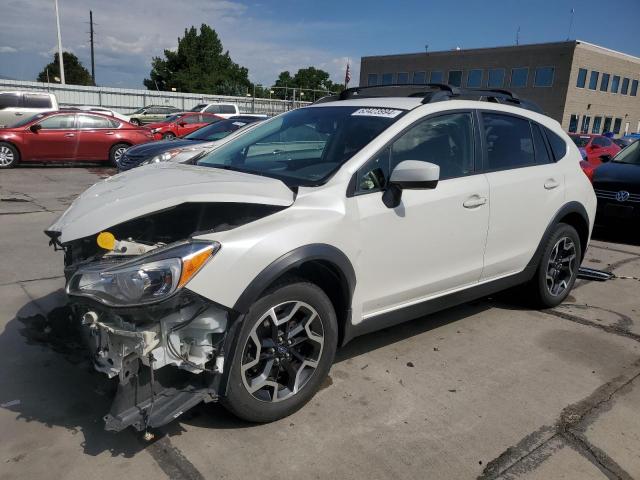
90, 10, 95, 84
54, 0, 65, 84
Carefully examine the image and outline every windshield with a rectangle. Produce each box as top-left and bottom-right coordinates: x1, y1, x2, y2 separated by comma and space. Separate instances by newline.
132, 108, 146, 114
570, 135, 591, 148
612, 139, 640, 165
11, 112, 48, 127
185, 119, 258, 141
196, 106, 405, 186
161, 114, 184, 123
189, 104, 207, 112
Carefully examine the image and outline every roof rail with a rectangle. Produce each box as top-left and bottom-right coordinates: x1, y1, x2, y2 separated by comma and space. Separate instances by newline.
316, 83, 542, 114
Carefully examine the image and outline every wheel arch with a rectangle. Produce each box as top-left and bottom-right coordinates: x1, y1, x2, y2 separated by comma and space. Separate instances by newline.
232, 244, 356, 347
0, 140, 21, 161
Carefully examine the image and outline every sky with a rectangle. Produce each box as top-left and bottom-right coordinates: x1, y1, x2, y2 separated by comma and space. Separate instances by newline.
1, 0, 639, 90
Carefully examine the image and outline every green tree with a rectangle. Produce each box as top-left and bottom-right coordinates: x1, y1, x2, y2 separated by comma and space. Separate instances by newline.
144, 24, 251, 95
37, 52, 94, 86
271, 67, 342, 100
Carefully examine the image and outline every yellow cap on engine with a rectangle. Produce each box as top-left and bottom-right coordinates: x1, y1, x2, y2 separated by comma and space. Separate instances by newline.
97, 231, 116, 250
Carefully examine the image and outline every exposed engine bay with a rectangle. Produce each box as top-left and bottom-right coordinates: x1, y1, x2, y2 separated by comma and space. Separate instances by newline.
47, 202, 285, 432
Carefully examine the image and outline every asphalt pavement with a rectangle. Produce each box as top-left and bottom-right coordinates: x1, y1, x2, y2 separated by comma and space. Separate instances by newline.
1, 166, 639, 480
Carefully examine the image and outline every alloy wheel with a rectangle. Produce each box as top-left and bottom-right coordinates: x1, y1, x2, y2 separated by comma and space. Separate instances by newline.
113, 146, 127, 163
546, 237, 577, 297
0, 146, 15, 166
241, 301, 324, 403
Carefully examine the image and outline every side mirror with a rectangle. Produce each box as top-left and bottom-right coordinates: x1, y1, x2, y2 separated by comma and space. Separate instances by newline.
599, 154, 612, 163
29, 124, 42, 133
178, 121, 186, 127
382, 160, 440, 208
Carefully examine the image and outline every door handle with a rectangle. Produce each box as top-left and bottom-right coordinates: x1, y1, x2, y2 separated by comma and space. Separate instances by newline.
64, 133, 75, 137
105, 131, 115, 135
544, 179, 560, 190
463, 195, 487, 209
14, 112, 23, 116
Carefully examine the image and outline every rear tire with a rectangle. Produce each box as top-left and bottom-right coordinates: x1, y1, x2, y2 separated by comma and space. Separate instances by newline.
109, 143, 129, 167
528, 223, 581, 308
130, 118, 141, 126
162, 132, 176, 140
0, 142, 19, 169
222, 281, 337, 423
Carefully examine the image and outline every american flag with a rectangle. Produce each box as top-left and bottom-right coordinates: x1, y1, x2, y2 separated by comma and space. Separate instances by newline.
344, 62, 351, 87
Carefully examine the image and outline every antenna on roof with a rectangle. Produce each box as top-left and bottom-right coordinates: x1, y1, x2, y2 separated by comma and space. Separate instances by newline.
567, 8, 575, 40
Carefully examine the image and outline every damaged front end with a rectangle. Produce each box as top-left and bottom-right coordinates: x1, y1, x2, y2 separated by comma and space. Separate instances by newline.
45, 201, 285, 433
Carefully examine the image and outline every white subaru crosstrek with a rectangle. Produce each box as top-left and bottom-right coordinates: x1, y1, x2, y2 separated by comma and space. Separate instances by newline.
46, 85, 596, 433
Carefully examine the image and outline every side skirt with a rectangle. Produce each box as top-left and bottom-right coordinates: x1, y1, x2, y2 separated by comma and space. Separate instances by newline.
342, 266, 536, 344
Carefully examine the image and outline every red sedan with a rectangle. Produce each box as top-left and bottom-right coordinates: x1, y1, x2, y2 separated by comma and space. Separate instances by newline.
0, 110, 154, 168
569, 134, 621, 165
146, 112, 221, 140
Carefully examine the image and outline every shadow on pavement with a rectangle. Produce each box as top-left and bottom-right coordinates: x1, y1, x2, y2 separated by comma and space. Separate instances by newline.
592, 225, 640, 247
2, 287, 494, 456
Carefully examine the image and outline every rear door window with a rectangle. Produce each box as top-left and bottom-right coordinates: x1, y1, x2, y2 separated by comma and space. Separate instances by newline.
24, 94, 52, 109
0, 93, 22, 110
77, 114, 114, 129
482, 113, 535, 170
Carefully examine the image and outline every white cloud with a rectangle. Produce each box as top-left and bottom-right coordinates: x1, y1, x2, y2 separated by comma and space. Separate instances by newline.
0, 46, 17, 53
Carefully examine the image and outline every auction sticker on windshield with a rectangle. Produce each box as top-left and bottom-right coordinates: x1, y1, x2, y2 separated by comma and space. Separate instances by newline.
351, 108, 403, 118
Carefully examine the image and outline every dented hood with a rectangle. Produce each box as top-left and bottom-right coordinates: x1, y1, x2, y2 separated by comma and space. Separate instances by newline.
48, 162, 295, 242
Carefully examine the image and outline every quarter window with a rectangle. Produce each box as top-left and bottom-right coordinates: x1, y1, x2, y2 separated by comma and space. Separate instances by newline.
531, 123, 552, 164
544, 128, 567, 161
611, 75, 620, 93
367, 73, 378, 86
600, 73, 610, 91
488, 69, 505, 87
534, 67, 554, 87
588, 71, 599, 90
576, 68, 587, 88
447, 70, 463, 87
429, 71, 443, 83
467, 69, 483, 88
510, 68, 528, 88
390, 112, 475, 179
482, 113, 535, 170
38, 114, 76, 129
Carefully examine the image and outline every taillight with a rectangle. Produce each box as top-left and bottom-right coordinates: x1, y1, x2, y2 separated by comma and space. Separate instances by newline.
579, 161, 595, 183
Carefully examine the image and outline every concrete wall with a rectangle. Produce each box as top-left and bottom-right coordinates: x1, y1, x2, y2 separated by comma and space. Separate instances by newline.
359, 42, 575, 122
0, 79, 310, 116
563, 42, 640, 135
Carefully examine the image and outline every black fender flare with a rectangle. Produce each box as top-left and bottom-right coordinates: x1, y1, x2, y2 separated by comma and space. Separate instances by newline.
527, 201, 590, 270
232, 243, 356, 314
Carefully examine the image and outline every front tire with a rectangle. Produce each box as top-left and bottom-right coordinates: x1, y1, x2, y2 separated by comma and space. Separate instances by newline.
109, 143, 129, 167
130, 118, 141, 126
529, 223, 581, 308
223, 281, 337, 423
0, 142, 19, 169
162, 132, 176, 140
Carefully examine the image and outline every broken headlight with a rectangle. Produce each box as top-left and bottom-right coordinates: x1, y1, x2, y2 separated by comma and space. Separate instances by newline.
67, 241, 219, 306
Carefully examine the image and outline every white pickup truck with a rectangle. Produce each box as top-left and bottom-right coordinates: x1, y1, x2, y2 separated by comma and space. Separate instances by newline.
0, 91, 59, 127
188, 102, 267, 119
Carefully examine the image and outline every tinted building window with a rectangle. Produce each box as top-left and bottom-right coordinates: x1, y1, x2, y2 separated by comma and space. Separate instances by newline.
381, 73, 393, 85
448, 70, 463, 87
531, 124, 552, 164
569, 114, 579, 133
621, 78, 630, 95
592, 116, 602, 134
589, 71, 599, 90
482, 113, 535, 170
397, 72, 409, 84
544, 127, 567, 161
631, 80, 638, 96
611, 75, 620, 93
603, 117, 612, 133
510, 68, 528, 88
580, 116, 591, 134
487, 69, 505, 87
576, 68, 587, 88
467, 69, 483, 87
534, 67, 554, 87
600, 73, 610, 91
367, 74, 378, 86
613, 118, 622, 134
430, 71, 443, 83
412, 71, 426, 84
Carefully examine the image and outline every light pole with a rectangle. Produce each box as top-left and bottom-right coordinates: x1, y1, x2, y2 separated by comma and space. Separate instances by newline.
53, 0, 65, 84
